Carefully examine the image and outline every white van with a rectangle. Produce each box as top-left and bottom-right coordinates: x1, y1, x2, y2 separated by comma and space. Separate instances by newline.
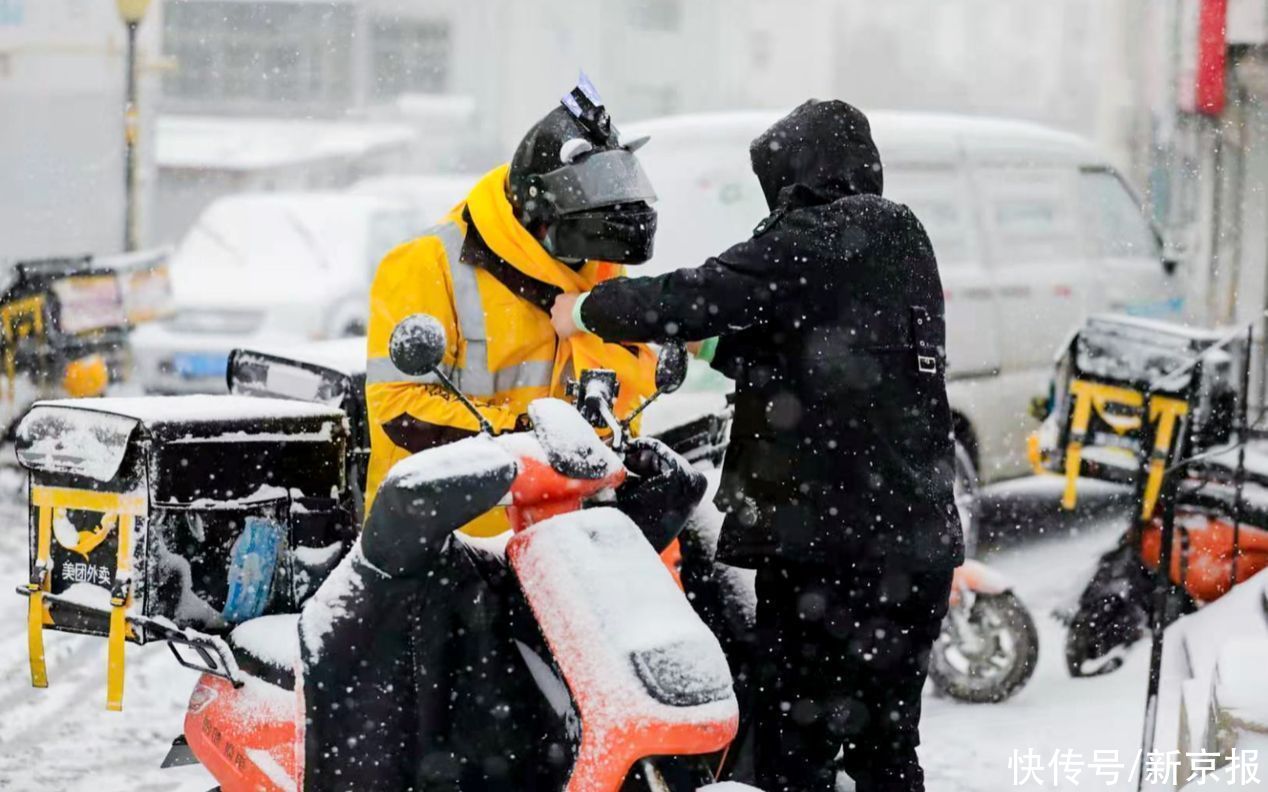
630, 111, 1183, 483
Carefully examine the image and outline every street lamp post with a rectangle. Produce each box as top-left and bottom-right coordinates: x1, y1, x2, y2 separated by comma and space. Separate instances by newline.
116, 0, 152, 252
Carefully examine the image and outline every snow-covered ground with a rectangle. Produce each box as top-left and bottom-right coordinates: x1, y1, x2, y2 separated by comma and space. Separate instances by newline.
0, 482, 216, 792
920, 514, 1147, 791
0, 474, 1151, 792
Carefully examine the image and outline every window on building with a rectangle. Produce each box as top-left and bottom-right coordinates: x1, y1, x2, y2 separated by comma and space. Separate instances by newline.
370, 18, 451, 99
263, 45, 301, 101
163, 1, 354, 110
628, 0, 681, 32
1078, 168, 1162, 260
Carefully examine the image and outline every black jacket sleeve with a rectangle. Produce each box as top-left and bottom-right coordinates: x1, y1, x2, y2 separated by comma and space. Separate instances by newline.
580, 210, 869, 345
581, 229, 798, 344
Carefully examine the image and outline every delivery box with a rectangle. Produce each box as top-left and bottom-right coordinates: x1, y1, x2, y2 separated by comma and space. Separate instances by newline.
14, 395, 351, 709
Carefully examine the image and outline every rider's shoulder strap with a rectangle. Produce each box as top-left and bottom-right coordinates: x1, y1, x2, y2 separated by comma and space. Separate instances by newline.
459, 209, 560, 315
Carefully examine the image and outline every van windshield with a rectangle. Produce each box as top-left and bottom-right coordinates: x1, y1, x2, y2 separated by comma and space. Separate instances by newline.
1078, 169, 1162, 260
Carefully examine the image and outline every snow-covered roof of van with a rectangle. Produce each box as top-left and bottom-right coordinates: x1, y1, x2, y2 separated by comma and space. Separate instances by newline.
628, 110, 1106, 166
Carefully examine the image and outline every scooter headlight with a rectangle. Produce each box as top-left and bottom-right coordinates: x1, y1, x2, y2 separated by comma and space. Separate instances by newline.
630, 638, 732, 707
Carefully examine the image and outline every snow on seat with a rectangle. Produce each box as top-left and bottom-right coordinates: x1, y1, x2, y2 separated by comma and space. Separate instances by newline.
230, 613, 301, 690
507, 507, 737, 786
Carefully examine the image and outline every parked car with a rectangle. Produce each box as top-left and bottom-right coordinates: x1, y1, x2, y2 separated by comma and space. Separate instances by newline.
629, 111, 1183, 482
131, 192, 422, 394
349, 173, 477, 219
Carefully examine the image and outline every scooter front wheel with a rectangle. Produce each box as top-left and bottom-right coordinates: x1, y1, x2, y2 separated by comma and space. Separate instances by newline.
928, 591, 1038, 703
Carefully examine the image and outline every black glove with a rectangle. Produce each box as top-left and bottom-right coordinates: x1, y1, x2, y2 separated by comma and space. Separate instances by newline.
616, 437, 707, 552
361, 436, 517, 577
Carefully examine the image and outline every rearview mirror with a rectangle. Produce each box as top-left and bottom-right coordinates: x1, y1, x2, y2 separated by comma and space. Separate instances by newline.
390, 314, 447, 376
655, 341, 689, 394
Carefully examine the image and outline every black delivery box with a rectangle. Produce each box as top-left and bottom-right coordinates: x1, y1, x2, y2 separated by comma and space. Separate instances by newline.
16, 395, 351, 643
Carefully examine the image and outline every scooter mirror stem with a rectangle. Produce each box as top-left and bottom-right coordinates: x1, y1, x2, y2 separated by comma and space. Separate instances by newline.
433, 367, 496, 436
620, 387, 662, 432
619, 339, 687, 434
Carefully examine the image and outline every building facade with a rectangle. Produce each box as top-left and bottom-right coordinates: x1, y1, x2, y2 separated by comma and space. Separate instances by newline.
1166, 0, 1268, 331
154, 0, 1190, 253
158, 0, 839, 167
0, 0, 162, 261
832, 0, 1151, 174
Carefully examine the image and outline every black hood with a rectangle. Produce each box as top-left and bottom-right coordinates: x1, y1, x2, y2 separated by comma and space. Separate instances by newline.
749, 100, 883, 210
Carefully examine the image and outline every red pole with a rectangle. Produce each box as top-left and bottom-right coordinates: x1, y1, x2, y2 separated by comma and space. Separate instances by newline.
1196, 0, 1229, 116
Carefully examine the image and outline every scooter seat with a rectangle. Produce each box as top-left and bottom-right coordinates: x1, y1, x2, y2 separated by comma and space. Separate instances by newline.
508, 506, 738, 789
228, 613, 300, 690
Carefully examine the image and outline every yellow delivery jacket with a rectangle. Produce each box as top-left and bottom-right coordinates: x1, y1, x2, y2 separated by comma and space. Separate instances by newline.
365, 165, 657, 535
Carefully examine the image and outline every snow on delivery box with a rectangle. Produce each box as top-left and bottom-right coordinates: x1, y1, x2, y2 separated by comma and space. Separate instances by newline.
1030, 315, 1245, 515
15, 395, 352, 709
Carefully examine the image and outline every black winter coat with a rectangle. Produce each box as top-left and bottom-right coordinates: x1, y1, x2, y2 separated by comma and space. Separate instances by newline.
582, 100, 964, 571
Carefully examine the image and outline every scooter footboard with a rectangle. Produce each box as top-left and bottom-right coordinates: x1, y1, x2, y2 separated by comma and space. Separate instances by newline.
508, 506, 738, 791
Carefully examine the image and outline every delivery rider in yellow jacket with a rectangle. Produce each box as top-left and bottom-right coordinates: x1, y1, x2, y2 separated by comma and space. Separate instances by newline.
365, 78, 661, 535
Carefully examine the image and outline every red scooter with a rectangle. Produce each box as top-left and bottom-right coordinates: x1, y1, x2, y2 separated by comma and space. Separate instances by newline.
177, 315, 747, 791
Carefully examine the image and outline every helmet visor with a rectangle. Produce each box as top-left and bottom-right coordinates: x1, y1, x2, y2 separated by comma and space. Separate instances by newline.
539, 149, 657, 214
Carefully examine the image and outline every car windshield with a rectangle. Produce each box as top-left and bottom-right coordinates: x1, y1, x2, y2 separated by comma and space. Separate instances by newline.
366, 208, 421, 274
176, 198, 415, 275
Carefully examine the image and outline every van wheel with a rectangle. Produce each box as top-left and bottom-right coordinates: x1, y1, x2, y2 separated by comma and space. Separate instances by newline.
954, 442, 979, 557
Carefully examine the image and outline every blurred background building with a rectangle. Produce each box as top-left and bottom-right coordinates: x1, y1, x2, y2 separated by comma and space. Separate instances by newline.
0, 0, 163, 261
4, 0, 1268, 335
149, 0, 839, 240
146, 0, 1146, 245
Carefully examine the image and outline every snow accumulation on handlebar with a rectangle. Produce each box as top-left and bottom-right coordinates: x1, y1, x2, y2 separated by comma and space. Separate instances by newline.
383, 433, 515, 489
528, 397, 623, 479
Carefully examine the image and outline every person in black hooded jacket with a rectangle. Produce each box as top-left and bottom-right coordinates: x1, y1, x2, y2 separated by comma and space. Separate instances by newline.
551, 100, 964, 792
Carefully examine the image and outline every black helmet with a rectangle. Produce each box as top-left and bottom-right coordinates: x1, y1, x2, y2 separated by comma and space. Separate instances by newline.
508, 77, 658, 264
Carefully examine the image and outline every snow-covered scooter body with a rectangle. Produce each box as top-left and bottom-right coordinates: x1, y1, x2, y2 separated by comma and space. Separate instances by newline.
503, 422, 738, 791
182, 314, 740, 792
